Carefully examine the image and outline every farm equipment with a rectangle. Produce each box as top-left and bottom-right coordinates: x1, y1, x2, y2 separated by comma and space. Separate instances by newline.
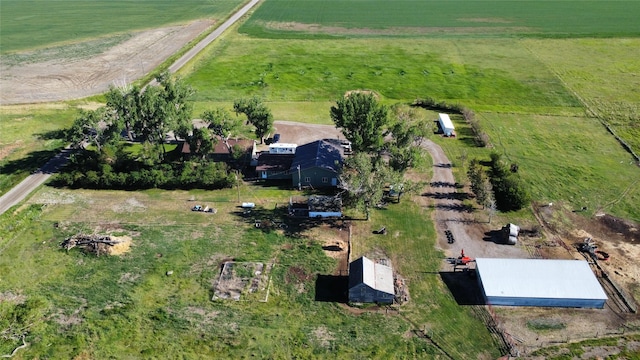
374, 226, 387, 235
192, 205, 216, 213
445, 230, 455, 244
456, 249, 474, 266
578, 238, 610, 262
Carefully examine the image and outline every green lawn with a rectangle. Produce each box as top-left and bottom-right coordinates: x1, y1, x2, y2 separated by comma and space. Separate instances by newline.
0, 0, 245, 54
242, 0, 640, 38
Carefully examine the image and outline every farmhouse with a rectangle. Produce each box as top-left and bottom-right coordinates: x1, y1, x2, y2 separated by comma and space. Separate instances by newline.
438, 113, 455, 137
348, 256, 395, 304
475, 258, 607, 308
256, 153, 294, 180
290, 139, 344, 188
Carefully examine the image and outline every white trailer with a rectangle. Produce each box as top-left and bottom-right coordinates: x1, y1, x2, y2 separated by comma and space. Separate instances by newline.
268, 143, 297, 154
438, 113, 455, 137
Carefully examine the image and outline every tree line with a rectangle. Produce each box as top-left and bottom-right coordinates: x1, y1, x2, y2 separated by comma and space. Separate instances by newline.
60, 73, 274, 190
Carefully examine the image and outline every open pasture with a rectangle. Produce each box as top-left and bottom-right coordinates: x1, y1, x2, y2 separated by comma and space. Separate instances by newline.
0, 0, 244, 54
242, 0, 640, 38
185, 37, 581, 109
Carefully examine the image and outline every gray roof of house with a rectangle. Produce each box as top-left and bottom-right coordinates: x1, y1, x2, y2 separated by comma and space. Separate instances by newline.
475, 258, 607, 301
349, 256, 394, 295
290, 139, 343, 173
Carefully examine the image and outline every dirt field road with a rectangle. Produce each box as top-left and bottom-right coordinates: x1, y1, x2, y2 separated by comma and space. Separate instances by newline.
1, 0, 261, 105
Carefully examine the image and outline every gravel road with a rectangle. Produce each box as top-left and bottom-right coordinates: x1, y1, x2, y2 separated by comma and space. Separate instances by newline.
421, 139, 528, 261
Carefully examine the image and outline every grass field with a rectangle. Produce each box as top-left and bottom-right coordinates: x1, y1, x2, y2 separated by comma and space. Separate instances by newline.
0, 181, 502, 358
2, 0, 640, 357
0, 0, 245, 54
0, 104, 77, 196
184, 37, 582, 109
241, 0, 640, 38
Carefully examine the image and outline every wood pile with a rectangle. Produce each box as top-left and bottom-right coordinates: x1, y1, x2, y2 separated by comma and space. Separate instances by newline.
61, 234, 130, 256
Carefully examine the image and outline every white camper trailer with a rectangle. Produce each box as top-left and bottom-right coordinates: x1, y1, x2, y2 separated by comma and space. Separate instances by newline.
438, 113, 455, 137
268, 143, 297, 154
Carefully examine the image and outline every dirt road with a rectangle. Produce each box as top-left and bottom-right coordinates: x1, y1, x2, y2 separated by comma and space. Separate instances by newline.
420, 139, 528, 260
0, 148, 73, 215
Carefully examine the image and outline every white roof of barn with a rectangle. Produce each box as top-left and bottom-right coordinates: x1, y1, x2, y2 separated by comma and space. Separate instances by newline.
476, 258, 607, 301
356, 256, 394, 295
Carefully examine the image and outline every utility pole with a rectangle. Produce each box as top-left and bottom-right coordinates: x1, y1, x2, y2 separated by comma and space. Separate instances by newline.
235, 171, 240, 203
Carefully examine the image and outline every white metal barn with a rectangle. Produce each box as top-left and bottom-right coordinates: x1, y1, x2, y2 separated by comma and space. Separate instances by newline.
438, 113, 455, 136
475, 258, 607, 308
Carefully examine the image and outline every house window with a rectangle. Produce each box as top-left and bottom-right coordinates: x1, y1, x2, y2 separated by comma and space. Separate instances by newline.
304, 177, 311, 183
322, 177, 328, 183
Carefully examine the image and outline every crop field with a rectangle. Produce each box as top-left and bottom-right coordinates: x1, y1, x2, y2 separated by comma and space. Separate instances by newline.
0, 0, 244, 54
241, 0, 640, 38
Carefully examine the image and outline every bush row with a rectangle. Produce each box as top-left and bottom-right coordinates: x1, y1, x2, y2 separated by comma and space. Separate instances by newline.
52, 153, 235, 190
488, 153, 531, 211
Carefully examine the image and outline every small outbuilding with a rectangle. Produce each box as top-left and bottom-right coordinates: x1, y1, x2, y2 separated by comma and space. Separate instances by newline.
438, 113, 455, 137
348, 256, 395, 304
475, 258, 607, 308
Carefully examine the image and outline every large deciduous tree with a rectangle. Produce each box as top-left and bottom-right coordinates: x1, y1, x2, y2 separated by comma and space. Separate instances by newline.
338, 152, 400, 220
386, 104, 430, 172
68, 108, 118, 154
330, 92, 389, 153
233, 97, 273, 143
202, 108, 241, 139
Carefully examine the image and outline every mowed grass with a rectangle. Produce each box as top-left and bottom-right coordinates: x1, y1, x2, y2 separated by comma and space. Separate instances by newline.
242, 0, 640, 38
0, 0, 244, 54
352, 201, 503, 359
0, 182, 499, 358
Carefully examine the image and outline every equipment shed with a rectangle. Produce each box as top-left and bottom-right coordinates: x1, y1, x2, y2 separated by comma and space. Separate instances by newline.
349, 256, 394, 304
475, 258, 607, 308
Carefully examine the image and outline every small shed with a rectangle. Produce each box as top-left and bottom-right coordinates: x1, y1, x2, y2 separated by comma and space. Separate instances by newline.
438, 113, 455, 137
475, 258, 607, 308
348, 256, 395, 304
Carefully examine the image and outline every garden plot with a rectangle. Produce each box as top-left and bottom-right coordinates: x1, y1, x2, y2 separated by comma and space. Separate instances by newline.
212, 261, 273, 302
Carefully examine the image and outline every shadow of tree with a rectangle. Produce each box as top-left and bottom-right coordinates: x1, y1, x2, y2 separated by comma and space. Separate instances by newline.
422, 191, 471, 201
0, 149, 59, 175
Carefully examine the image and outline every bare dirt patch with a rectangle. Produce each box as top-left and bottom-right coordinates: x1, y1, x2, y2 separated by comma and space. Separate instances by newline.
261, 121, 343, 151
212, 261, 272, 301
0, 20, 213, 105
262, 21, 532, 37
